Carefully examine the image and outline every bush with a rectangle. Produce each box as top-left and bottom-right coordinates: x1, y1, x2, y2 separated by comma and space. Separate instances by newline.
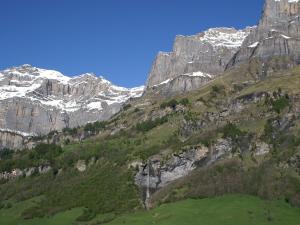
179, 98, 190, 107
211, 85, 225, 94
4, 202, 12, 209
0, 148, 13, 160
29, 144, 63, 164
76, 208, 96, 222
47, 130, 59, 138
62, 127, 78, 135
136, 116, 168, 133
64, 138, 71, 145
123, 104, 132, 111
0, 160, 14, 173
160, 99, 178, 109
160, 98, 190, 109
222, 123, 244, 140
84, 121, 106, 133
135, 145, 160, 160
271, 96, 290, 114
134, 108, 140, 113
21, 206, 45, 220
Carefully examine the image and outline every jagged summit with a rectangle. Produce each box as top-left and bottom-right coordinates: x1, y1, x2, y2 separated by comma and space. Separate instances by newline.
195, 27, 254, 48
0, 65, 144, 137
145, 0, 300, 96
146, 26, 254, 95
228, 0, 300, 69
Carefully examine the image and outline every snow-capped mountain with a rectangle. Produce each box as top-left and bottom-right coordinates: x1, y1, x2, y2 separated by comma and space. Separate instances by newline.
146, 27, 254, 95
196, 27, 253, 49
0, 64, 144, 138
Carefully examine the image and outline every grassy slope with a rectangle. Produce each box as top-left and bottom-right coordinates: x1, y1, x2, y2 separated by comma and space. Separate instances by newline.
1, 63, 300, 224
108, 195, 300, 225
0, 197, 83, 225
1, 195, 300, 225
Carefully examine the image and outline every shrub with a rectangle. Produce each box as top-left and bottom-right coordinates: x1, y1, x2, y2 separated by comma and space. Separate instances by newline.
271, 96, 290, 114
200, 139, 212, 148
135, 145, 160, 160
0, 160, 14, 173
222, 123, 244, 140
160, 99, 178, 109
123, 104, 132, 111
21, 206, 45, 219
179, 98, 190, 107
47, 130, 59, 138
211, 85, 225, 94
134, 108, 140, 113
76, 208, 96, 222
62, 127, 78, 135
0, 148, 13, 160
29, 144, 63, 164
84, 121, 106, 133
4, 202, 12, 209
160, 98, 190, 109
64, 138, 71, 145
136, 116, 168, 133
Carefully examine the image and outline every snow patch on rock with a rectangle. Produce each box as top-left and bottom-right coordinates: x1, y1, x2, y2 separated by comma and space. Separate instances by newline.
0, 65, 145, 112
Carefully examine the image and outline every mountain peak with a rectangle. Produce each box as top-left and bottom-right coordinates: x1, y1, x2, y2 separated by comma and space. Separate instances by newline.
227, 0, 300, 69
146, 26, 253, 91
197, 27, 253, 48
0, 65, 144, 136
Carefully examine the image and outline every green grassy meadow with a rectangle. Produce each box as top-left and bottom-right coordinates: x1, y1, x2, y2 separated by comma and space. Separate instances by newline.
1, 195, 300, 225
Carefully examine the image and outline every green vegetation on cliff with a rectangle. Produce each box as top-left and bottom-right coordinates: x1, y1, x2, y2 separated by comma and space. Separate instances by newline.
1, 62, 300, 224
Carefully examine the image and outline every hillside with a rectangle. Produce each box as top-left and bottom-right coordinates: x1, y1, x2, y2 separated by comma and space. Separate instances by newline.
1, 0, 300, 224
1, 195, 300, 225
1, 62, 300, 223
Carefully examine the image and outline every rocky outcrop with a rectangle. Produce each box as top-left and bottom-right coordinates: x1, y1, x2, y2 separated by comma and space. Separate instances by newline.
0, 165, 51, 180
75, 160, 87, 172
146, 74, 212, 97
0, 65, 144, 149
134, 139, 243, 205
134, 146, 209, 205
228, 0, 300, 69
145, 27, 253, 95
134, 134, 271, 207
0, 130, 35, 150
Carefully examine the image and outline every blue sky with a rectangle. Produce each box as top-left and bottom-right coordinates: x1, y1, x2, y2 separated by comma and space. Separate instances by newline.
0, 0, 264, 87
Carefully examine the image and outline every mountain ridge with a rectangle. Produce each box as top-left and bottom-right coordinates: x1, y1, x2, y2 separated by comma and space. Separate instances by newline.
146, 27, 254, 87
1, 0, 300, 224
0, 64, 144, 139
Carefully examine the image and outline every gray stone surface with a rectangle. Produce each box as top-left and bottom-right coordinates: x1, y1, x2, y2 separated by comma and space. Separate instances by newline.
146, 27, 253, 95
0, 65, 144, 149
228, 0, 300, 68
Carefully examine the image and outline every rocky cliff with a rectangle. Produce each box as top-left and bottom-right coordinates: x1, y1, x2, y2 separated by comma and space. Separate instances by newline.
0, 65, 144, 149
228, 0, 300, 69
147, 0, 300, 96
146, 27, 253, 95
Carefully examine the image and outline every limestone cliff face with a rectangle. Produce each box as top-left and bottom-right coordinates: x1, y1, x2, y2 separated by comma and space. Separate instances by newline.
146, 0, 300, 96
0, 130, 34, 150
228, 0, 300, 67
146, 27, 253, 94
147, 74, 212, 97
0, 65, 144, 149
